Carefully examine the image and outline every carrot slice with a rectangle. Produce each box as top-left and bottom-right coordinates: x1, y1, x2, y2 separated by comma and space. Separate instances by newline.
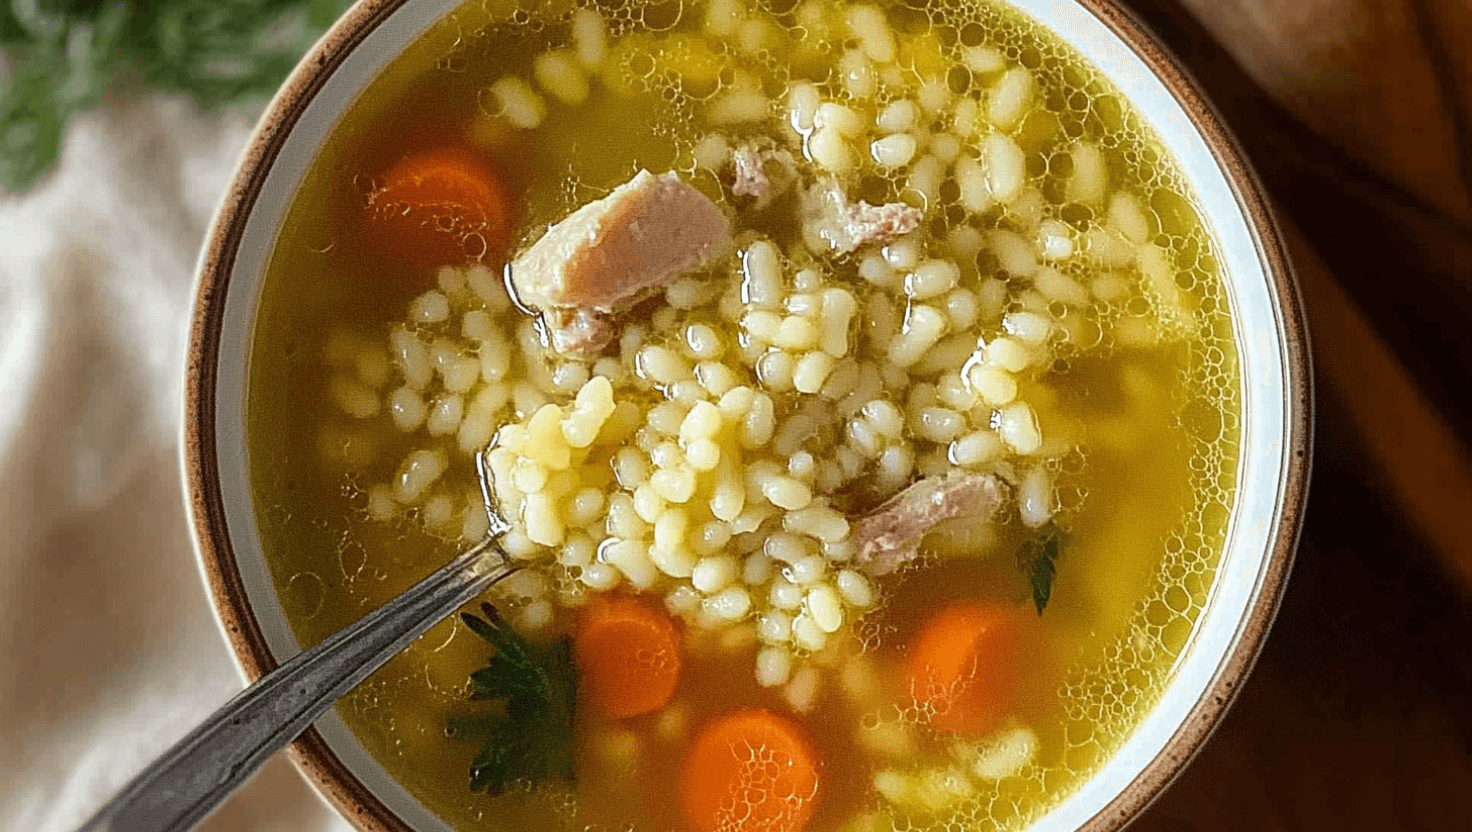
366, 147, 513, 267
905, 603, 1024, 735
681, 709, 822, 832
574, 595, 682, 719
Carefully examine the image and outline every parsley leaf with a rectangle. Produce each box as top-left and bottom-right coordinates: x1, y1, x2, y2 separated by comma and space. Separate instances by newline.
453, 603, 577, 795
0, 0, 355, 193
1016, 520, 1065, 615
0, 60, 66, 193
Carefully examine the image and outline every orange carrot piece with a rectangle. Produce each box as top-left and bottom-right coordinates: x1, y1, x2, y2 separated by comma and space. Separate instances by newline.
905, 603, 1024, 735
366, 147, 513, 267
681, 709, 822, 832
574, 595, 682, 719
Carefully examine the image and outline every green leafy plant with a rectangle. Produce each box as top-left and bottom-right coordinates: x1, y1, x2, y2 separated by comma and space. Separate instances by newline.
1016, 520, 1064, 614
0, 0, 353, 193
453, 602, 577, 795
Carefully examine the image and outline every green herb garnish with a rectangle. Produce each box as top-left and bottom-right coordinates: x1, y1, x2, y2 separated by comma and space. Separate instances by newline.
1017, 520, 1064, 614
1, 0, 353, 193
453, 603, 577, 795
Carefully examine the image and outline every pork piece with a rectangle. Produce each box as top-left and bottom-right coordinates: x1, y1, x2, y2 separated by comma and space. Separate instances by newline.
853, 473, 1003, 576
801, 178, 924, 254
730, 143, 798, 209
510, 170, 732, 355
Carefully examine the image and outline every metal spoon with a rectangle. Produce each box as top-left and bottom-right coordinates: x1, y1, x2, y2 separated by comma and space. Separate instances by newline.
77, 458, 521, 832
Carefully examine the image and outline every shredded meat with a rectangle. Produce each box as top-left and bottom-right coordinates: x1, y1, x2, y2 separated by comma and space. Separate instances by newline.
731, 145, 770, 199
852, 473, 1003, 576
730, 143, 798, 209
538, 307, 617, 356
509, 170, 732, 355
801, 178, 924, 254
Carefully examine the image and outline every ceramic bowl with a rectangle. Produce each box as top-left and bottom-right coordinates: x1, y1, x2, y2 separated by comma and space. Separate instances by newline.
184, 1, 1311, 830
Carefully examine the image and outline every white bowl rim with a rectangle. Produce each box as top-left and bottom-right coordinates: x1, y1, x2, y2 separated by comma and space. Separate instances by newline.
182, 1, 1312, 830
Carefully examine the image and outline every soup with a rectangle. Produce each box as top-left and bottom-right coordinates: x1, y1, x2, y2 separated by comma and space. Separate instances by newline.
247, 1, 1240, 830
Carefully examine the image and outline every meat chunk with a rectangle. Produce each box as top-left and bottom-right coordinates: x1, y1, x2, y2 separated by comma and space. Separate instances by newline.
852, 473, 1003, 576
801, 178, 924, 254
539, 307, 616, 356
731, 144, 769, 199
510, 170, 732, 355
730, 143, 798, 209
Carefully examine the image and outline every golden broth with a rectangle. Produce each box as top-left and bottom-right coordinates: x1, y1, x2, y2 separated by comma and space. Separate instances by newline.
247, 1, 1240, 830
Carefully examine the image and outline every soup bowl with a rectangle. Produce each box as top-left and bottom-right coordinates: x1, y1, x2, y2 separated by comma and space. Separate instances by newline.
185, 0, 1310, 830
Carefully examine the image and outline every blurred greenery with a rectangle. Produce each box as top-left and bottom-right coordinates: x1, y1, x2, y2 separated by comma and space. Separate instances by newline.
0, 0, 355, 193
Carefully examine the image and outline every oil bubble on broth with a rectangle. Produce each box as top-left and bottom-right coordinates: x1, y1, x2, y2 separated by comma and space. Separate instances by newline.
246, 1, 1240, 831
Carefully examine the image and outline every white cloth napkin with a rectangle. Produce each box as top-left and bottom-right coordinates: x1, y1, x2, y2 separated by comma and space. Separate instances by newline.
0, 96, 351, 832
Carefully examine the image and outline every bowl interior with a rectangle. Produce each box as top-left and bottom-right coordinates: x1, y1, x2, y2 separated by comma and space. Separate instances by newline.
190, 1, 1307, 830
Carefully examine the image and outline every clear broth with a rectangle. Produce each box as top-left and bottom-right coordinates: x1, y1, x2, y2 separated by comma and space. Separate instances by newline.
247, 1, 1240, 830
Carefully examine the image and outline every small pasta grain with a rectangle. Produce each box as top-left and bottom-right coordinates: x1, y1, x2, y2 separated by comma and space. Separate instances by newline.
762, 476, 812, 510
967, 364, 1018, 406
787, 82, 821, 132
944, 289, 979, 331
522, 491, 564, 544
915, 406, 966, 443
692, 556, 740, 593
996, 401, 1043, 454
950, 429, 1005, 466
606, 492, 647, 538
809, 126, 856, 173
888, 304, 948, 367
756, 646, 793, 687
836, 569, 876, 608
848, 5, 896, 62
534, 50, 590, 105
571, 8, 607, 69
769, 579, 804, 610
744, 552, 773, 585
703, 586, 752, 622
871, 133, 918, 168
408, 290, 450, 324
792, 614, 828, 652
489, 76, 546, 129
1038, 219, 1075, 260
651, 466, 697, 503
815, 102, 865, 136
580, 562, 622, 591
606, 540, 660, 588
793, 351, 836, 393
1067, 141, 1107, 204
1004, 311, 1052, 345
390, 327, 433, 390
987, 67, 1034, 129
905, 260, 960, 300
955, 156, 992, 213
710, 90, 770, 124
807, 585, 845, 633
877, 99, 919, 132
1018, 466, 1056, 528
426, 394, 464, 436
984, 336, 1033, 373
694, 521, 734, 556
756, 350, 796, 392
1035, 266, 1092, 306
984, 133, 1026, 203
330, 376, 380, 419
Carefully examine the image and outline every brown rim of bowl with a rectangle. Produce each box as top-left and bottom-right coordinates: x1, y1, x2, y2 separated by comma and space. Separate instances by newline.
183, 1, 1312, 831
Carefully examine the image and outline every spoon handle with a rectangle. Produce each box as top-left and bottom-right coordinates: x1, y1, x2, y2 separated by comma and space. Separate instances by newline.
77, 538, 519, 832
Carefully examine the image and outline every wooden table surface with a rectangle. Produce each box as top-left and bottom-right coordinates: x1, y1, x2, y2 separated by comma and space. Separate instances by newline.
1117, 1, 1472, 828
